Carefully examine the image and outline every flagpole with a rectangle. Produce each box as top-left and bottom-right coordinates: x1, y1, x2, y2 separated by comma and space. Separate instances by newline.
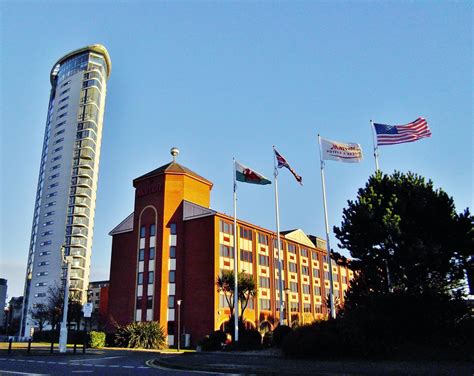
232, 158, 239, 342
370, 119, 380, 171
272, 147, 285, 325
317, 135, 336, 319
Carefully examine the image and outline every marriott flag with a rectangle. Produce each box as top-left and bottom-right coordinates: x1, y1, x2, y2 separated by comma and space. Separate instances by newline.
320, 137, 363, 163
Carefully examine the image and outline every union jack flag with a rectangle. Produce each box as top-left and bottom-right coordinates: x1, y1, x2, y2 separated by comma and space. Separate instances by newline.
274, 148, 303, 185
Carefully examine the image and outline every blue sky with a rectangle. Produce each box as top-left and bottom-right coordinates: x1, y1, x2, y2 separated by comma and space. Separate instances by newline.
1, 1, 472, 299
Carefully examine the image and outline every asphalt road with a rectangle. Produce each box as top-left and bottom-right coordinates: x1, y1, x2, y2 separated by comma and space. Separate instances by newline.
0, 350, 229, 376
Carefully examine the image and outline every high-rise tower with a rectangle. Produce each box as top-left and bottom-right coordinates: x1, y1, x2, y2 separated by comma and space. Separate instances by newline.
20, 45, 111, 336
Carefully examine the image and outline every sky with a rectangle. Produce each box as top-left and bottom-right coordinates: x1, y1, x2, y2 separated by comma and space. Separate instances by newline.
1, 1, 472, 300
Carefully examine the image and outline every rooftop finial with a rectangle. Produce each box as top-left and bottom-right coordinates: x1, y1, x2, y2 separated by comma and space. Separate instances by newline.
170, 147, 180, 162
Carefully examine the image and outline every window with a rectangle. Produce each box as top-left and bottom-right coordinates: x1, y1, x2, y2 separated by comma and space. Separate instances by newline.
39, 251, 51, 256
149, 247, 155, 260
240, 249, 253, 263
53, 146, 63, 153
302, 284, 311, 294
315, 304, 323, 314
300, 248, 308, 258
288, 244, 296, 254
59, 96, 69, 103
61, 88, 70, 95
259, 299, 271, 310
220, 220, 233, 234
44, 211, 55, 217
313, 268, 320, 278
57, 112, 67, 119
258, 233, 268, 245
290, 282, 298, 293
168, 296, 175, 308
41, 231, 53, 236
140, 226, 146, 238
303, 303, 311, 313
52, 155, 62, 162
240, 227, 252, 240
49, 173, 60, 180
259, 276, 270, 288
169, 271, 175, 283
219, 294, 230, 308
169, 246, 176, 258
137, 272, 143, 285
61, 80, 70, 88
220, 245, 234, 258
170, 223, 177, 235
47, 182, 59, 189
38, 261, 50, 267
53, 137, 64, 145
136, 296, 142, 309
301, 266, 309, 275
311, 251, 318, 260
258, 254, 269, 266
138, 249, 145, 261
147, 296, 153, 309
45, 202, 55, 208
54, 129, 65, 136
40, 241, 51, 247
43, 221, 54, 226
289, 262, 297, 273
55, 121, 66, 128
35, 282, 47, 287
46, 192, 57, 198
324, 271, 330, 280
290, 302, 299, 312
37, 272, 48, 276
50, 164, 61, 171
323, 255, 329, 263
59, 104, 68, 111
314, 286, 321, 295
148, 271, 154, 284
342, 275, 347, 284
35, 293, 46, 298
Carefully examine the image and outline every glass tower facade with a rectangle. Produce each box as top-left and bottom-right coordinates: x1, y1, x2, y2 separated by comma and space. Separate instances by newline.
20, 45, 111, 337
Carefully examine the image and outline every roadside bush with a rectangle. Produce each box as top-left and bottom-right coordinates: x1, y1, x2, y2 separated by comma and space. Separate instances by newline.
32, 329, 87, 345
238, 329, 262, 351
199, 330, 227, 351
89, 331, 106, 348
114, 321, 167, 349
262, 331, 273, 348
272, 325, 292, 348
105, 332, 116, 347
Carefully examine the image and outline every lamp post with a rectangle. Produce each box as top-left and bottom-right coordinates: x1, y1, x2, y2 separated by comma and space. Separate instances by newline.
59, 248, 72, 354
177, 300, 182, 352
284, 287, 290, 326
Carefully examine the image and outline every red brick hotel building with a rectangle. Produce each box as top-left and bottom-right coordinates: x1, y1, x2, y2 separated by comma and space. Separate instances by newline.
107, 157, 353, 346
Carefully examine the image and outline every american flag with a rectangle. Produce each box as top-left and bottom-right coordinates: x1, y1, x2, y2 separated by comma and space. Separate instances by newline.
274, 148, 303, 185
374, 117, 431, 146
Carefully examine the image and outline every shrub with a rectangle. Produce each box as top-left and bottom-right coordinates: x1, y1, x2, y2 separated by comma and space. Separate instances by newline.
272, 325, 292, 348
32, 329, 87, 345
199, 330, 227, 351
238, 329, 261, 351
89, 331, 106, 348
114, 321, 167, 349
262, 331, 273, 348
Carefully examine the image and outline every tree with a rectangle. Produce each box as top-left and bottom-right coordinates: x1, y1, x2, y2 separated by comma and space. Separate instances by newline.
216, 270, 257, 320
334, 171, 473, 296
30, 303, 49, 332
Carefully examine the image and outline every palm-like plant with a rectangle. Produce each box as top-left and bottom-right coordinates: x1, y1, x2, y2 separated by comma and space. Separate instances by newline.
115, 321, 167, 349
216, 270, 257, 319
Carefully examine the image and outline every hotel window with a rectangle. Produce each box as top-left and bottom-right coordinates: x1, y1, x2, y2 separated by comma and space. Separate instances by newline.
169, 271, 175, 283
137, 272, 143, 285
323, 255, 329, 263
140, 226, 146, 238
311, 251, 318, 260
150, 224, 155, 236
149, 247, 155, 260
147, 296, 153, 309
288, 244, 296, 254
240, 228, 252, 240
313, 268, 320, 278
148, 271, 154, 284
169, 246, 176, 258
220, 245, 234, 258
240, 249, 253, 263
289, 262, 297, 273
138, 249, 145, 261
301, 266, 309, 275
324, 271, 330, 280
300, 248, 308, 257
220, 220, 233, 235
290, 282, 298, 293
170, 223, 177, 235
342, 275, 347, 284
315, 304, 323, 313
219, 294, 230, 308
303, 303, 311, 313
247, 298, 254, 309
302, 284, 311, 294
136, 296, 142, 309
273, 239, 284, 250
290, 302, 299, 312
259, 276, 270, 288
274, 258, 285, 270
258, 254, 269, 266
314, 286, 321, 295
258, 233, 268, 245
259, 299, 271, 310
168, 296, 174, 308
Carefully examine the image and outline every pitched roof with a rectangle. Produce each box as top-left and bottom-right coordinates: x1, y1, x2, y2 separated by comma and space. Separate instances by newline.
133, 162, 213, 186
109, 212, 134, 235
281, 229, 316, 248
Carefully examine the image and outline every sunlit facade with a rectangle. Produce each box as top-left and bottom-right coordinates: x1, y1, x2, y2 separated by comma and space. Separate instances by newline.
21, 45, 111, 337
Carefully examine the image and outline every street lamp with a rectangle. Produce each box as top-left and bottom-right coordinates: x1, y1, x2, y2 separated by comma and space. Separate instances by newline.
177, 300, 182, 352
283, 287, 290, 326
59, 247, 72, 354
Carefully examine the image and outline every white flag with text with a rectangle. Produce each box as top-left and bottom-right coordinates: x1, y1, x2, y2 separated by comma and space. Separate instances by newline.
320, 137, 363, 163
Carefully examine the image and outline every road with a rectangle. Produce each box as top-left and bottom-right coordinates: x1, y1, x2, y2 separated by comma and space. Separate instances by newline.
0, 349, 228, 376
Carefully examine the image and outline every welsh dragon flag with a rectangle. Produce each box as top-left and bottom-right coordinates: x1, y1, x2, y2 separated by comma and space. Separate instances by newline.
235, 160, 271, 185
